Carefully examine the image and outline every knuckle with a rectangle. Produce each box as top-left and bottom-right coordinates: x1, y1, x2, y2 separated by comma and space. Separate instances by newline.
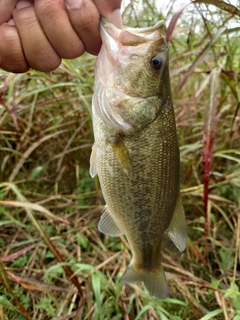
35, 0, 64, 19
0, 24, 29, 73
28, 51, 62, 72
13, 7, 37, 30
62, 40, 85, 59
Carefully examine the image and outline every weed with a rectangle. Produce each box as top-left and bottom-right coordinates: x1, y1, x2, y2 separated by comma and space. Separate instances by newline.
0, 0, 240, 319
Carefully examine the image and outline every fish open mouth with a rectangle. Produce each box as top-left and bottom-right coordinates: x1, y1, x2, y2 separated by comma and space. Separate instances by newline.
100, 17, 165, 47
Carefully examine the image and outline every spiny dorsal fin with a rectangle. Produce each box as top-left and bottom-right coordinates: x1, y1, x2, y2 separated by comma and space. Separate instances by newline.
166, 194, 187, 252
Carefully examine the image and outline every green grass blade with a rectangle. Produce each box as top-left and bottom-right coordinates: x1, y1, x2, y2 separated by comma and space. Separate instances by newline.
199, 308, 223, 320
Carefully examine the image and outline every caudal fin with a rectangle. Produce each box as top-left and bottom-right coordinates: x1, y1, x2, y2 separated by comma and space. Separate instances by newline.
121, 263, 168, 299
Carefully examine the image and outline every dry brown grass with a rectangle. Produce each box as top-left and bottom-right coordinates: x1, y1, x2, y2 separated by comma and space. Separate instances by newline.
0, 1, 240, 319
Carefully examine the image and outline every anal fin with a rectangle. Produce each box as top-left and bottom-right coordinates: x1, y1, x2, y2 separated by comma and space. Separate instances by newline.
98, 206, 123, 237
166, 194, 187, 252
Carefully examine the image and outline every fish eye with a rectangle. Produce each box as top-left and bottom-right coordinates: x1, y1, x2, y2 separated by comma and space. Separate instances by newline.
150, 56, 163, 70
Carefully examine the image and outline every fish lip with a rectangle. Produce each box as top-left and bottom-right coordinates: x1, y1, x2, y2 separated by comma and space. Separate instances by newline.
100, 17, 165, 44
100, 16, 165, 33
99, 18, 167, 66
125, 20, 165, 34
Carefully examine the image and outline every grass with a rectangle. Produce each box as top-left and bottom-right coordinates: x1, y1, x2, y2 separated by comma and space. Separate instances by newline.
0, 0, 240, 319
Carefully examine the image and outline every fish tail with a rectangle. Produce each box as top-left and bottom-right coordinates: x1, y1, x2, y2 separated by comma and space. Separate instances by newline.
121, 263, 168, 299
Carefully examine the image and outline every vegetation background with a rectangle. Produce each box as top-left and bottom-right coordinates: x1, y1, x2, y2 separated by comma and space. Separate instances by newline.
0, 0, 240, 319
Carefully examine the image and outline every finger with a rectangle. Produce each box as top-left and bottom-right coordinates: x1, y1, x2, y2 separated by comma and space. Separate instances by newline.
92, 0, 121, 15
92, 0, 122, 27
34, 0, 85, 59
0, 23, 29, 72
65, 0, 101, 55
13, 1, 61, 72
0, 0, 18, 24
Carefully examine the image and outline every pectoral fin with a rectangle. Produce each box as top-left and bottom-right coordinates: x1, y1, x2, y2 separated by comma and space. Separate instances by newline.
167, 194, 187, 252
90, 143, 97, 178
109, 138, 133, 180
98, 206, 123, 237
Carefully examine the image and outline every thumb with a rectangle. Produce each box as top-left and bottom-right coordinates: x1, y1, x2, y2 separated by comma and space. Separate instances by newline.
92, 0, 122, 28
0, 0, 19, 24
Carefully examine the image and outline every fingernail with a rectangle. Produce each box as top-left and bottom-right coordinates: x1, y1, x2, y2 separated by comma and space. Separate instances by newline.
16, 1, 32, 10
8, 18, 16, 26
66, 0, 83, 9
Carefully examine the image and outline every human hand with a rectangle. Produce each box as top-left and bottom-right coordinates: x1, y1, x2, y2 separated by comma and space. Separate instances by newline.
0, 0, 122, 73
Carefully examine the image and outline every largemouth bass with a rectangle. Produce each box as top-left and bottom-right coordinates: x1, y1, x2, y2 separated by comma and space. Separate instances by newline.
90, 18, 187, 299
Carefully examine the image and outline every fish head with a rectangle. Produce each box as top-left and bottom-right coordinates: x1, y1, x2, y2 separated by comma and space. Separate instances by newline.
98, 19, 169, 98
94, 19, 171, 133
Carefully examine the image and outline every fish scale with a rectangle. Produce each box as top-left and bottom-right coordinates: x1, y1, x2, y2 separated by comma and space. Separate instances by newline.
90, 18, 187, 299
94, 105, 179, 237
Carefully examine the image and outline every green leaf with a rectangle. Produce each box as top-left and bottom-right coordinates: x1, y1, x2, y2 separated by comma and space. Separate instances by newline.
157, 311, 169, 320
76, 234, 89, 250
199, 309, 223, 320
135, 305, 151, 320
0, 295, 16, 308
29, 166, 44, 179
35, 296, 56, 317
0, 206, 26, 228
165, 298, 186, 306
92, 273, 102, 316
224, 282, 240, 299
232, 298, 240, 311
